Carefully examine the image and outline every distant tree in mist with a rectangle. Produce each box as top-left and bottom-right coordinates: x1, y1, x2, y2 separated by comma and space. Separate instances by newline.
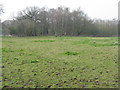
2, 6, 118, 37
0, 4, 4, 35
0, 4, 4, 15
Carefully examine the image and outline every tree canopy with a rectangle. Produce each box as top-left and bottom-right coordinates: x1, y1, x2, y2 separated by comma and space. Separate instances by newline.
2, 6, 118, 37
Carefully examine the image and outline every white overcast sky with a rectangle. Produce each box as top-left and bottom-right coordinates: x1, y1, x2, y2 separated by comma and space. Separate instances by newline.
0, 0, 119, 21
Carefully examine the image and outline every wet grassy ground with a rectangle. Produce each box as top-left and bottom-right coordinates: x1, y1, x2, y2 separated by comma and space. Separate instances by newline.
1, 36, 118, 88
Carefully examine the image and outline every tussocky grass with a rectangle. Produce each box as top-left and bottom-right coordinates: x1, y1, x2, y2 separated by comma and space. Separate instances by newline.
2, 36, 118, 88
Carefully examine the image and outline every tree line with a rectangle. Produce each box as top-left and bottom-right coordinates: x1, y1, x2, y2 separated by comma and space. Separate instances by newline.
2, 6, 118, 37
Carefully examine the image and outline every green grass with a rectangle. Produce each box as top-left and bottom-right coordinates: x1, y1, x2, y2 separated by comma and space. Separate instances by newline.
33, 40, 55, 42
64, 51, 79, 55
2, 36, 118, 88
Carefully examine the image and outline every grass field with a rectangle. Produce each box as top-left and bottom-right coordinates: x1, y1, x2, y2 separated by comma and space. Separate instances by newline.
1, 36, 118, 88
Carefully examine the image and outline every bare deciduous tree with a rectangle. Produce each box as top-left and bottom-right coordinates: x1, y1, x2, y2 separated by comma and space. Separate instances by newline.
2, 6, 118, 37
0, 4, 4, 15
